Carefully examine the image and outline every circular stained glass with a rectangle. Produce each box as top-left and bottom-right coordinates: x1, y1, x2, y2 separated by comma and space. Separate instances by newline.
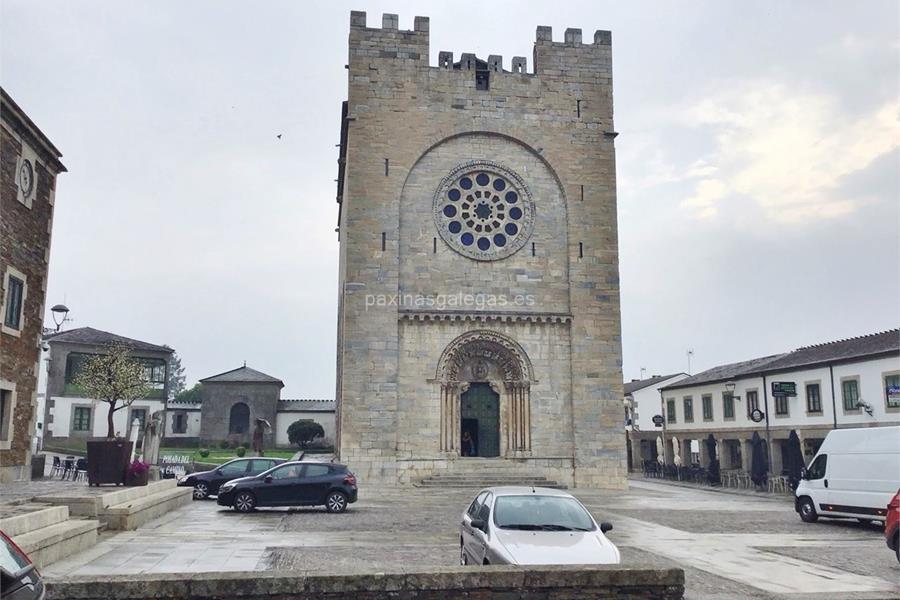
433, 160, 535, 261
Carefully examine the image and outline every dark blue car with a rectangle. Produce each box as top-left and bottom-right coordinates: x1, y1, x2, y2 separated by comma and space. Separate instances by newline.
217, 461, 358, 513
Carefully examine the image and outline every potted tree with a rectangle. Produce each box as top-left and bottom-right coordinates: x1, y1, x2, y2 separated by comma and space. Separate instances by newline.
73, 343, 151, 486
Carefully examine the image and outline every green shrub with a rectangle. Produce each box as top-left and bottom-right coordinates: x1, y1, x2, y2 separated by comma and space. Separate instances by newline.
198, 448, 210, 458
219, 439, 230, 449
235, 446, 246, 457
287, 419, 325, 449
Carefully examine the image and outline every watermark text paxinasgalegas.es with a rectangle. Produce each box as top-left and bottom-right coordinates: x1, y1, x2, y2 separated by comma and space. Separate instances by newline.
365, 292, 535, 310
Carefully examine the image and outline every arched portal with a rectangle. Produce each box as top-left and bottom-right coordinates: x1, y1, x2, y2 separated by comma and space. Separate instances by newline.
435, 330, 533, 456
229, 402, 250, 434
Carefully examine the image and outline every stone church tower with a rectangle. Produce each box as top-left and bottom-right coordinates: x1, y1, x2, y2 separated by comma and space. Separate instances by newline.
335, 12, 625, 488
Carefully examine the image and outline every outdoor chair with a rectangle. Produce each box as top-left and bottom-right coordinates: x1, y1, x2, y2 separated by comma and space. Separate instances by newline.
74, 458, 88, 482
61, 456, 76, 480
49, 455, 64, 478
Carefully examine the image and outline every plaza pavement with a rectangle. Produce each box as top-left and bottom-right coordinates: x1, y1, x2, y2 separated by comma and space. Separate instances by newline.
40, 479, 899, 600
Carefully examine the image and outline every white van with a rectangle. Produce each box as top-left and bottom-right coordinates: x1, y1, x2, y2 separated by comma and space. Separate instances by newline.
795, 426, 900, 523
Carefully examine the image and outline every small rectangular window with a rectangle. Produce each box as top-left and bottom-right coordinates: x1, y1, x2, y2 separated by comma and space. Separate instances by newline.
775, 396, 789, 416
702, 395, 713, 421
475, 70, 490, 90
806, 384, 822, 413
722, 392, 735, 419
842, 379, 860, 411
73, 406, 92, 432
0, 390, 12, 441
885, 374, 900, 409
666, 399, 676, 423
683, 397, 694, 422
3, 275, 24, 330
746, 391, 759, 418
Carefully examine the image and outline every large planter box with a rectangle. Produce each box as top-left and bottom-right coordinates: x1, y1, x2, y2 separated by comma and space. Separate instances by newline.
86, 440, 133, 486
126, 470, 149, 486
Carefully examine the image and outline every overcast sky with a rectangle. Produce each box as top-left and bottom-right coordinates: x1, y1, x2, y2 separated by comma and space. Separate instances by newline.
2, 1, 897, 396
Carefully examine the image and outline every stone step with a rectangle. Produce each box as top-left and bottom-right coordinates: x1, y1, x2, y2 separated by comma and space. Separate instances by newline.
12, 518, 100, 570
34, 479, 178, 517
0, 503, 69, 537
99, 485, 192, 531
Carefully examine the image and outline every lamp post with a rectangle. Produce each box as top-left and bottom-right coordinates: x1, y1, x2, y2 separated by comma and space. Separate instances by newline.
50, 304, 70, 332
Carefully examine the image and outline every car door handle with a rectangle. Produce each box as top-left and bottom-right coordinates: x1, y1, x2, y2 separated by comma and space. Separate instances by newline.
824, 479, 828, 488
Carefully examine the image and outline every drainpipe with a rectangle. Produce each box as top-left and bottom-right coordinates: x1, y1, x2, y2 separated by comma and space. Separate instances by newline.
659, 389, 668, 465
829, 364, 838, 429
762, 374, 773, 474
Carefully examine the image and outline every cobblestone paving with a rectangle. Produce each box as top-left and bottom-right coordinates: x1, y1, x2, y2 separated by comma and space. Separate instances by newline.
42, 479, 899, 599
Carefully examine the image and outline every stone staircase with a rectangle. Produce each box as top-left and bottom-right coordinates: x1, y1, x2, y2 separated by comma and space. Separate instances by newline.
417, 471, 566, 489
0, 503, 100, 569
34, 479, 192, 531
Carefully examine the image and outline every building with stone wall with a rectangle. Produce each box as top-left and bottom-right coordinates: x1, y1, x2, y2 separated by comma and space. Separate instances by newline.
0, 88, 65, 482
334, 13, 625, 487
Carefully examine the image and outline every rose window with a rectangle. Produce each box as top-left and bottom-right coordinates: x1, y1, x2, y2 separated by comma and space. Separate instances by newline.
433, 161, 534, 261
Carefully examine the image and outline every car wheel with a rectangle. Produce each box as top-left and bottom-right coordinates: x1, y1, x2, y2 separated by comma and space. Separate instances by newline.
325, 491, 348, 513
234, 491, 256, 513
798, 497, 818, 523
192, 482, 209, 500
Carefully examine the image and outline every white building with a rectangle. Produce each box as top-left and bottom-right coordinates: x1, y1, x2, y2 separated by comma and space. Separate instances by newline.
658, 329, 899, 475
623, 373, 688, 470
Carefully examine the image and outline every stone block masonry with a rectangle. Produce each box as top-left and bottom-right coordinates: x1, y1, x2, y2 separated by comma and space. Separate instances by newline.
335, 13, 625, 488
45, 566, 685, 599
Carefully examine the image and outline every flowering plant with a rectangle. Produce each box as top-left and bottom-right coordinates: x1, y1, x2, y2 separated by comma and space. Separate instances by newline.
127, 459, 150, 477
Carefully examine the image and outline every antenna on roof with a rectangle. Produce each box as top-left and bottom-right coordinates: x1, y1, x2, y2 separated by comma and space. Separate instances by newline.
686, 349, 694, 375
243, 360, 246, 367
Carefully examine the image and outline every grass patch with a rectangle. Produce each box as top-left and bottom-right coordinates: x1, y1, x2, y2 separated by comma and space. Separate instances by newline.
159, 448, 299, 465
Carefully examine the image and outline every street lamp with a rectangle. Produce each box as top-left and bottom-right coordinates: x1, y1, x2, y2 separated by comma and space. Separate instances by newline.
50, 304, 70, 332
725, 381, 741, 401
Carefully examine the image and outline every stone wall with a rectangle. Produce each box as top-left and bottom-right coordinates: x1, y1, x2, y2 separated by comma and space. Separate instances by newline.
199, 381, 279, 447
0, 91, 64, 482
336, 12, 625, 488
46, 566, 684, 599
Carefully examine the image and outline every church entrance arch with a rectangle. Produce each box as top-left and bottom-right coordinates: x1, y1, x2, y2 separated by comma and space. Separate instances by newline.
461, 383, 500, 457
435, 330, 533, 457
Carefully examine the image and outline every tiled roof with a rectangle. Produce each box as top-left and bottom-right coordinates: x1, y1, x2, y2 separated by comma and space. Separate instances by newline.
761, 329, 899, 372
662, 328, 899, 391
624, 374, 687, 395
200, 366, 284, 386
277, 399, 335, 412
44, 327, 173, 354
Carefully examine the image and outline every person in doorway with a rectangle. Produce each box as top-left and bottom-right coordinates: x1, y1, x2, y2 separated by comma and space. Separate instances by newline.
462, 430, 476, 456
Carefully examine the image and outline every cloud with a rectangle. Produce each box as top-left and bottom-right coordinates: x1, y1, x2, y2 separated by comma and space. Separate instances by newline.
681, 81, 900, 223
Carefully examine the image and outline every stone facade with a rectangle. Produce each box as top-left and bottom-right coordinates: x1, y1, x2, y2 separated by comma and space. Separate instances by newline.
198, 367, 282, 448
335, 13, 625, 487
0, 88, 65, 482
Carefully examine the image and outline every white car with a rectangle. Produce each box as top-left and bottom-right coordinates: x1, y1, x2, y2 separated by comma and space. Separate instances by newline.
459, 486, 620, 566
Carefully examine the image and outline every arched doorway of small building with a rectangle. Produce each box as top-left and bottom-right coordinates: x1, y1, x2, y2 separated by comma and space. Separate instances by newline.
229, 402, 250, 435
460, 383, 500, 458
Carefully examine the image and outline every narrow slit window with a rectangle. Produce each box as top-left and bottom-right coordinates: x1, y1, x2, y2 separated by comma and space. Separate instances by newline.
381, 232, 386, 251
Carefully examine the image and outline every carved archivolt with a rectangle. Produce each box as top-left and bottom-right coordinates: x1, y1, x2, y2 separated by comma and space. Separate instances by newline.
436, 330, 533, 453
436, 330, 534, 384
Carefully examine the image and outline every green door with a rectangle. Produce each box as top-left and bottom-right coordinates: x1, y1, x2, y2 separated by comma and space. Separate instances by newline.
461, 383, 500, 457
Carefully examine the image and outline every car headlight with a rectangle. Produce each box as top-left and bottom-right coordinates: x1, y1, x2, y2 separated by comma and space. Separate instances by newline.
178, 476, 190, 484
220, 483, 235, 492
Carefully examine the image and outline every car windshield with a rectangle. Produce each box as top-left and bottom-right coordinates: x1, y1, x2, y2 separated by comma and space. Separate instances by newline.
493, 495, 595, 531
0, 535, 31, 576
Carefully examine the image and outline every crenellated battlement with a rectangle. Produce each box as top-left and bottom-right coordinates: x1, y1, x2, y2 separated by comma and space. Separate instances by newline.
349, 12, 610, 78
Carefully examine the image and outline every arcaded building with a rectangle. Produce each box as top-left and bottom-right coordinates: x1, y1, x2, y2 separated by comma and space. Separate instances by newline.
334, 13, 625, 488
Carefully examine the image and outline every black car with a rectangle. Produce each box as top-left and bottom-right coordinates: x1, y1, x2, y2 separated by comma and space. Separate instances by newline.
216, 461, 357, 513
0, 531, 44, 600
178, 457, 286, 500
